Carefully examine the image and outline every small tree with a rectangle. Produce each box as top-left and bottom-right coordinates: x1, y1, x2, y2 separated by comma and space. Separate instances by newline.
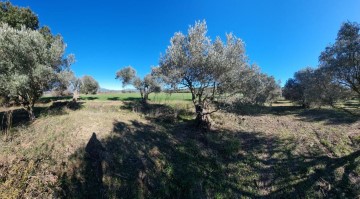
79, 75, 99, 95
0, 23, 73, 120
116, 66, 161, 103
319, 21, 360, 97
157, 20, 252, 128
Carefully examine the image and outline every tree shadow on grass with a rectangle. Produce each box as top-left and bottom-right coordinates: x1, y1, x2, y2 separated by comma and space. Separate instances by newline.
39, 96, 73, 103
230, 104, 302, 116
79, 96, 98, 101
107, 97, 120, 101
60, 120, 255, 198
229, 104, 359, 125
59, 117, 360, 198
295, 108, 359, 124
122, 97, 142, 101
269, 150, 360, 198
120, 101, 194, 123
0, 101, 83, 130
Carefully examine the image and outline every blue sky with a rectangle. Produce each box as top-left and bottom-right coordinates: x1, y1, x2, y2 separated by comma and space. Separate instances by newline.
10, 0, 360, 90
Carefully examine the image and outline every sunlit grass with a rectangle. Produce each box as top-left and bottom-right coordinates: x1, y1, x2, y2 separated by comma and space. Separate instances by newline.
42, 92, 193, 102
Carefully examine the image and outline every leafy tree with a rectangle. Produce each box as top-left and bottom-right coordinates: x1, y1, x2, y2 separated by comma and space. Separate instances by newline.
52, 70, 78, 96
0, 2, 59, 50
0, 23, 73, 120
283, 78, 303, 105
79, 75, 99, 95
293, 68, 320, 107
319, 21, 360, 97
0, 1, 39, 30
116, 66, 161, 103
239, 65, 281, 105
157, 20, 253, 128
283, 67, 348, 107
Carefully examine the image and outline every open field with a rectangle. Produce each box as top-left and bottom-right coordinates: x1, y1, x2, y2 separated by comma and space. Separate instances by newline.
41, 92, 193, 103
0, 99, 360, 198
2, 1, 359, 198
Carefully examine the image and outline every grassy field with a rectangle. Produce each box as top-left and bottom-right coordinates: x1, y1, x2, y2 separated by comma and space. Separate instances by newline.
41, 92, 193, 103
0, 98, 359, 198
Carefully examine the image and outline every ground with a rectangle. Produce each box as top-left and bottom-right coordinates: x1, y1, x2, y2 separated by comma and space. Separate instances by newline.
0, 95, 359, 198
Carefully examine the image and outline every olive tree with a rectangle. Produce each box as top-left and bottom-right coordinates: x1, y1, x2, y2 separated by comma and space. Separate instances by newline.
52, 70, 76, 96
79, 75, 99, 95
283, 78, 303, 104
157, 20, 252, 128
239, 65, 281, 105
116, 66, 161, 103
1, 2, 61, 52
0, 23, 73, 120
283, 67, 348, 107
319, 21, 360, 97
0, 1, 39, 30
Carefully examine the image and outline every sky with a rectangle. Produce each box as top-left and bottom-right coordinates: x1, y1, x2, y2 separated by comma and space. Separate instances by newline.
10, 0, 360, 90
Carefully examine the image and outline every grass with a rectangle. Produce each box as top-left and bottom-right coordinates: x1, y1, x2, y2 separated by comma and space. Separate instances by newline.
41, 92, 193, 103
0, 99, 359, 198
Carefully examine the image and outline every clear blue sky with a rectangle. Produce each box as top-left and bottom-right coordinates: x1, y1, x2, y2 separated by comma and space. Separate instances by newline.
10, 0, 360, 89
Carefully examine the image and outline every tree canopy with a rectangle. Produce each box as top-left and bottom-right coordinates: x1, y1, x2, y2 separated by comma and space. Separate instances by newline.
283, 67, 349, 108
79, 75, 100, 95
319, 21, 360, 97
157, 20, 280, 128
284, 21, 359, 108
0, 23, 73, 120
0, 1, 39, 30
116, 66, 161, 102
0, 2, 74, 120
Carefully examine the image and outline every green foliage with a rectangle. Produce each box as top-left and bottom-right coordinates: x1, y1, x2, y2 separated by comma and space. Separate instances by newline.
41, 92, 193, 102
51, 70, 77, 96
284, 21, 360, 108
239, 65, 282, 105
283, 67, 349, 108
79, 75, 99, 94
320, 21, 360, 97
157, 20, 281, 126
116, 66, 161, 101
0, 1, 39, 30
115, 66, 136, 87
0, 23, 72, 120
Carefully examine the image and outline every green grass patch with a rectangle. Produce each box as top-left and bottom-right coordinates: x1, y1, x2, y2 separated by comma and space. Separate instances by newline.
41, 92, 193, 102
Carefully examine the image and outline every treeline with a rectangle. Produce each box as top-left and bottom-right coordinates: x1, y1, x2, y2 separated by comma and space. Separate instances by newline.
283, 22, 360, 108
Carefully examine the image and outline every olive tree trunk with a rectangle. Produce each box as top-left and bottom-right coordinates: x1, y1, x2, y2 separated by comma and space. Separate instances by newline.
26, 105, 36, 121
195, 104, 213, 130
23, 98, 36, 121
143, 93, 149, 104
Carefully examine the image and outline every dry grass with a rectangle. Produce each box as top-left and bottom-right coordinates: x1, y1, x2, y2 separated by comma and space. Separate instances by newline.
0, 100, 359, 198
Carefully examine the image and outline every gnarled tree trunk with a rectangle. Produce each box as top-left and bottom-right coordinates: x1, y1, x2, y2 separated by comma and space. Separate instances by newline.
143, 93, 149, 104
73, 90, 79, 102
195, 104, 213, 130
1, 109, 13, 140
26, 105, 36, 121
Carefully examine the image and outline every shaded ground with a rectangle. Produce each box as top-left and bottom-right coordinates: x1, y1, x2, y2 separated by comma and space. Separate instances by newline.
0, 100, 359, 198
231, 100, 359, 125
